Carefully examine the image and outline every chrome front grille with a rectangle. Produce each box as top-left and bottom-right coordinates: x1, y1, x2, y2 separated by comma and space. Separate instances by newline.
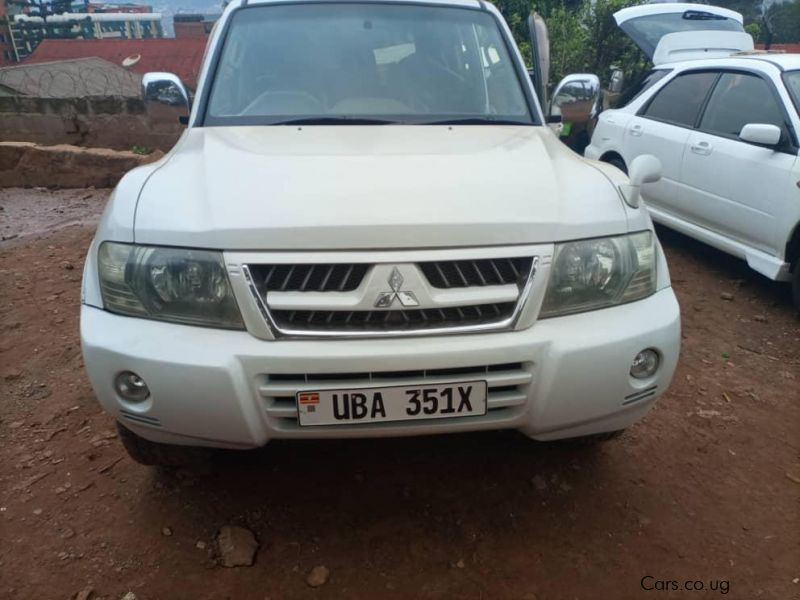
419, 257, 533, 288
242, 252, 538, 338
249, 263, 369, 293
258, 362, 533, 429
271, 302, 516, 332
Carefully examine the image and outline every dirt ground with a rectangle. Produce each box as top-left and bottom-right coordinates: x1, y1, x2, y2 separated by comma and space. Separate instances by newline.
1, 188, 798, 600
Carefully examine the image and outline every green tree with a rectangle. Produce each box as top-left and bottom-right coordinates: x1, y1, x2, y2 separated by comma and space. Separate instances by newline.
745, 22, 761, 43
489, 0, 535, 64
696, 0, 800, 45
488, 0, 647, 88
579, 0, 646, 86
764, 0, 800, 44
545, 5, 587, 83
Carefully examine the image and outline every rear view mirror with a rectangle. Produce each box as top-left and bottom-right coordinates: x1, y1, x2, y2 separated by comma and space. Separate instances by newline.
739, 123, 782, 147
142, 72, 191, 126
620, 155, 662, 208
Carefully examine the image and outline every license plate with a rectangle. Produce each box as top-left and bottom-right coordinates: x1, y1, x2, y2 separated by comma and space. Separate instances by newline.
296, 380, 487, 427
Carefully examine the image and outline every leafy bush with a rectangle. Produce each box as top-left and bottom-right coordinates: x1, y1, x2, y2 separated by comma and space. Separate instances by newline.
489, 0, 800, 92
488, 0, 648, 90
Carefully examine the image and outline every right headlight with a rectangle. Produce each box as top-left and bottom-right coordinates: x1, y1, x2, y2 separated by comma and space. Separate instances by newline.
97, 242, 244, 329
539, 231, 656, 318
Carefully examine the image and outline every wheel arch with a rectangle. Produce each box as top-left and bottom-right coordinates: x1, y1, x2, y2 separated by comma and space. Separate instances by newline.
599, 151, 627, 173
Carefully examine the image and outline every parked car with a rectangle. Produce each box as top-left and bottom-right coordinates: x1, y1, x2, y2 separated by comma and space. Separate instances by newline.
585, 2, 800, 309
80, 0, 680, 465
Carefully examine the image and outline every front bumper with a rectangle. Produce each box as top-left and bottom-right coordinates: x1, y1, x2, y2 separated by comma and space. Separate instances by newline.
80, 288, 680, 448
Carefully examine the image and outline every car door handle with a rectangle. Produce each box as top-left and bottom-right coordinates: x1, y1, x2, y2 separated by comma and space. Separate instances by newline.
690, 141, 712, 156
629, 124, 644, 137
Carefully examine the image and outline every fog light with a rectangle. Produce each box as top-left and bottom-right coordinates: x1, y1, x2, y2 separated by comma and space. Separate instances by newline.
630, 349, 659, 379
114, 371, 150, 402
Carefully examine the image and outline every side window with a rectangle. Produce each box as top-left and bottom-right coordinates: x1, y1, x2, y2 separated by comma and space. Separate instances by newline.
642, 71, 718, 127
618, 69, 671, 107
699, 72, 786, 138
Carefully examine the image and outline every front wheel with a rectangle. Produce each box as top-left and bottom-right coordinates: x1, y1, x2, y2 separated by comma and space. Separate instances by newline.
116, 422, 209, 466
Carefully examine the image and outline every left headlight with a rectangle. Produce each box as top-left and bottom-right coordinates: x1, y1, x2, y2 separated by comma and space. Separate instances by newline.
540, 231, 656, 318
97, 242, 244, 329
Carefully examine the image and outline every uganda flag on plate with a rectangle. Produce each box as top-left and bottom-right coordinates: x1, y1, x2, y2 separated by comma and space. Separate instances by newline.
298, 392, 320, 412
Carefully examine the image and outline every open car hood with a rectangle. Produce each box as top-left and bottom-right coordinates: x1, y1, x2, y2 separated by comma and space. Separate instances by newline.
614, 2, 750, 65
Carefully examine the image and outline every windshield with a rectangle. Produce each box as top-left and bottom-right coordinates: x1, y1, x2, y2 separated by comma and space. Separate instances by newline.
783, 71, 800, 117
204, 3, 533, 125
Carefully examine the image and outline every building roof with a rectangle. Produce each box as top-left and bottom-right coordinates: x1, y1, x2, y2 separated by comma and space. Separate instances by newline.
174, 13, 220, 23
0, 57, 141, 97
24, 38, 207, 88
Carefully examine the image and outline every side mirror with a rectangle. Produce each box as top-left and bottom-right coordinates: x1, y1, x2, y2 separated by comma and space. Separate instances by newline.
549, 73, 601, 123
608, 68, 625, 95
142, 72, 191, 125
739, 123, 782, 147
620, 154, 661, 208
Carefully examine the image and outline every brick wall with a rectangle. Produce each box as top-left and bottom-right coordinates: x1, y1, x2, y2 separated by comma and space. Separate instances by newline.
755, 44, 800, 53
0, 95, 183, 151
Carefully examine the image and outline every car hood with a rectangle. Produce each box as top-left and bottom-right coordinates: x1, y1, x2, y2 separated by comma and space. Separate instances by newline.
134, 125, 628, 250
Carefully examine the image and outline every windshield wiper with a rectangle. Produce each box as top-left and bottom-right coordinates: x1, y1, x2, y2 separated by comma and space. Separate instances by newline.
268, 116, 531, 126
419, 117, 532, 126
269, 116, 399, 125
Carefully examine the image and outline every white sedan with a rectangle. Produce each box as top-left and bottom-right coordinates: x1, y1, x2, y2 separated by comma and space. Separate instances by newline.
585, 2, 800, 309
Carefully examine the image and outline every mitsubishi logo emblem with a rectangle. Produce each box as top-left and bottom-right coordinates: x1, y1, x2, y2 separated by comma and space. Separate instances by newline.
374, 267, 420, 308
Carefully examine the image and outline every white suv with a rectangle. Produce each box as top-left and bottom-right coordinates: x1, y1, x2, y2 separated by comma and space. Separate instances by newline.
586, 3, 800, 309
80, 0, 680, 465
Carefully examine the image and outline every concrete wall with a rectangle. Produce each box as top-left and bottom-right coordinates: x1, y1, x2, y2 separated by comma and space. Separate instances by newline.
0, 96, 183, 152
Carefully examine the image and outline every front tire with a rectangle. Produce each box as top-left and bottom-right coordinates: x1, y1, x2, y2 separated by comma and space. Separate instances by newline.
116, 422, 209, 466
